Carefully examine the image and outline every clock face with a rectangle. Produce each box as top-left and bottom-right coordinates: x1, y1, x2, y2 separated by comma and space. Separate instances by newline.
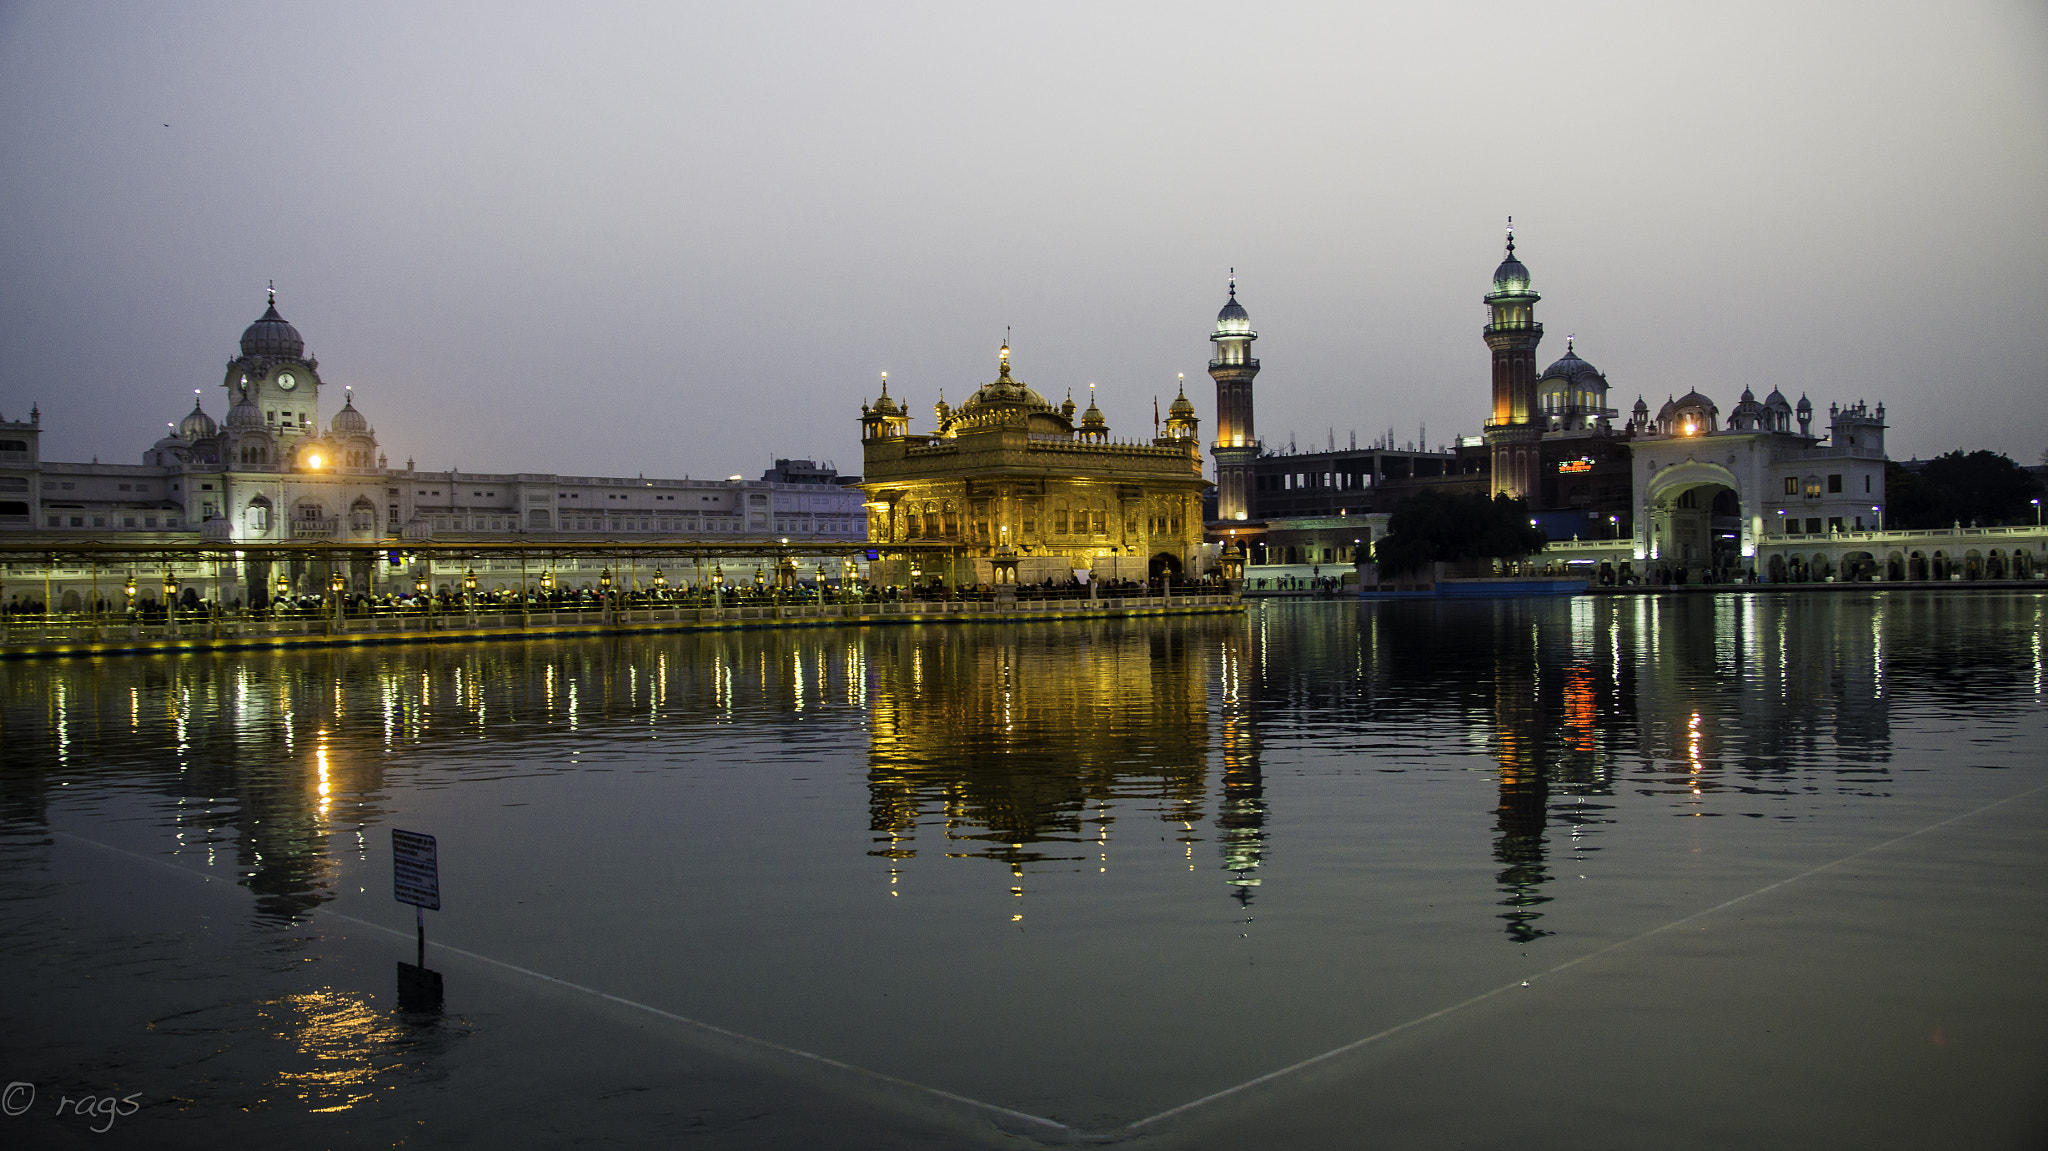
276, 372, 297, 391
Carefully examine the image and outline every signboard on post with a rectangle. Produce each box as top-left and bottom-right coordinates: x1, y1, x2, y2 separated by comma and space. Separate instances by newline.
392, 829, 440, 911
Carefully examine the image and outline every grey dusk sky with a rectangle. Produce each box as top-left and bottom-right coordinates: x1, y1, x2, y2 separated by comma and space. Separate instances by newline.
2, 1, 2044, 478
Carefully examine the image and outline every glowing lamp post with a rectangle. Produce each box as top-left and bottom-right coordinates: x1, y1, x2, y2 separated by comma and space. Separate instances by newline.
330, 572, 347, 631
123, 575, 137, 618
162, 572, 179, 634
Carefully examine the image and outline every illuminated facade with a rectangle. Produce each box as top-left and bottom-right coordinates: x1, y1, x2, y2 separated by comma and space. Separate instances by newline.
0, 292, 865, 555
857, 343, 1211, 584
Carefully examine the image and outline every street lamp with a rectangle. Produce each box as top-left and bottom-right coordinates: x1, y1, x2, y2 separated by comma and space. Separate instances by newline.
162, 572, 178, 609
1872, 505, 1884, 533
1608, 514, 1619, 539
599, 567, 612, 592
123, 575, 136, 613
275, 572, 290, 607
2034, 498, 2042, 527
652, 568, 666, 593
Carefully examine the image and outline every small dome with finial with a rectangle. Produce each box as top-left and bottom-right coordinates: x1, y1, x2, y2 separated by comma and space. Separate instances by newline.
1538, 337, 1604, 385
178, 391, 217, 439
329, 388, 368, 434
1214, 272, 1253, 337
1168, 384, 1196, 419
239, 285, 305, 360
1488, 217, 1534, 296
226, 388, 264, 429
1081, 386, 1106, 429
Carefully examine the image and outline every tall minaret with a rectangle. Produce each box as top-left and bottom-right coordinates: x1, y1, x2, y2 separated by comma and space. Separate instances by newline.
1481, 220, 1544, 499
1208, 273, 1260, 522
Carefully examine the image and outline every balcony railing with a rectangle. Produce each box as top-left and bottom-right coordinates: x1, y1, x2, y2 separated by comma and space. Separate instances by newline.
289, 518, 338, 538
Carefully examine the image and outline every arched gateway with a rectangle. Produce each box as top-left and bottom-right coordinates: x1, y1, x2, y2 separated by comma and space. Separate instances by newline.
1643, 460, 1747, 583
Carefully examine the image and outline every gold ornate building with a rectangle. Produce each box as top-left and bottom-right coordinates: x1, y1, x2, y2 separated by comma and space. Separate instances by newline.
856, 344, 1211, 586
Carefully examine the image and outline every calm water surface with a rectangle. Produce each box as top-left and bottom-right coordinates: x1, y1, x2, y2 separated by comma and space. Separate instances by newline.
2, 593, 2044, 1145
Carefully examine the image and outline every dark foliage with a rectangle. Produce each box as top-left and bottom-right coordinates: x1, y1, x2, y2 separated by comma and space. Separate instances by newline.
1887, 452, 2044, 529
1375, 490, 1549, 576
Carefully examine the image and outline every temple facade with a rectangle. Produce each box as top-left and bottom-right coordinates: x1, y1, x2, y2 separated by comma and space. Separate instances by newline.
856, 343, 1211, 585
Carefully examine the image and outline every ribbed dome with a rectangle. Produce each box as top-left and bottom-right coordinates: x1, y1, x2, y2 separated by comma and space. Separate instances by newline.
1491, 254, 1532, 294
329, 391, 368, 434
957, 347, 1049, 413
1487, 221, 1535, 297
179, 395, 217, 439
1538, 348, 1603, 384
1214, 280, 1252, 337
240, 298, 305, 360
226, 392, 264, 429
1168, 388, 1196, 418
1081, 396, 1106, 428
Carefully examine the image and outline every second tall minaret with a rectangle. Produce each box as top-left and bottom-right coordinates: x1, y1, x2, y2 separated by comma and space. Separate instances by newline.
1481, 220, 1544, 499
1209, 274, 1260, 522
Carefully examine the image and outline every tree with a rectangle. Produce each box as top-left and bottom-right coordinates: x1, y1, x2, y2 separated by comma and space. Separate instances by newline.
1375, 490, 1548, 576
1888, 451, 2044, 529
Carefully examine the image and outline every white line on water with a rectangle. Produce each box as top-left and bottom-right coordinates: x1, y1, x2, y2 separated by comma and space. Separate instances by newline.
48, 829, 1074, 1137
51, 779, 2048, 1144
1121, 779, 2048, 1133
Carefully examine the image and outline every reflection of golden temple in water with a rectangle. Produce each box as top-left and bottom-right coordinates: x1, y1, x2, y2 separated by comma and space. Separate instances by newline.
864, 622, 1220, 904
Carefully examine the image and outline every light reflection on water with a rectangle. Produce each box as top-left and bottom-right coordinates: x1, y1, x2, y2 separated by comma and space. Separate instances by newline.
1, 591, 2044, 1126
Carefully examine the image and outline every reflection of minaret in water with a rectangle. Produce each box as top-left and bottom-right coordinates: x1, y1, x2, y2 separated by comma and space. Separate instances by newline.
1217, 625, 1266, 906
1492, 635, 1553, 942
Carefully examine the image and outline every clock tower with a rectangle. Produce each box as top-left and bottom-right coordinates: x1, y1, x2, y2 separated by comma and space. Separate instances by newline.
221, 286, 324, 452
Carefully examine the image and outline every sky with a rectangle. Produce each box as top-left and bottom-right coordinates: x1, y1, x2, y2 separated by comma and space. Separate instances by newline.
2, 1, 2044, 479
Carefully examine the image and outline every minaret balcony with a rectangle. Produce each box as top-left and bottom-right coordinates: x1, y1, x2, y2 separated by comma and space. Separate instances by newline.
1208, 358, 1260, 371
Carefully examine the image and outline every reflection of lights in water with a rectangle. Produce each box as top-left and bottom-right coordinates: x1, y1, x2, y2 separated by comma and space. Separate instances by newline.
315, 728, 333, 820
255, 989, 442, 1112
1689, 711, 1703, 793
53, 681, 69, 765
793, 650, 804, 712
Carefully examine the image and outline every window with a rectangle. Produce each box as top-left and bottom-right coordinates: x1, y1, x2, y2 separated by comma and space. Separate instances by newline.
1864, 475, 1871, 493
1827, 517, 1844, 533
118, 483, 131, 491
1806, 518, 1822, 534
1828, 474, 1843, 494
1784, 477, 1797, 496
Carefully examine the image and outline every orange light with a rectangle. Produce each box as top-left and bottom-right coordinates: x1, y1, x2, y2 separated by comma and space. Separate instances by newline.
306, 453, 322, 468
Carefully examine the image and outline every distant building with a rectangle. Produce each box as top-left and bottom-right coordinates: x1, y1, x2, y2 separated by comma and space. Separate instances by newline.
856, 343, 1210, 585
0, 292, 865, 558
1473, 224, 1892, 580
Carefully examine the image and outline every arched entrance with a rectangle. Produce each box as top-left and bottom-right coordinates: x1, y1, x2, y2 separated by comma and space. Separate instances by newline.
1646, 462, 1746, 583
1148, 552, 1183, 581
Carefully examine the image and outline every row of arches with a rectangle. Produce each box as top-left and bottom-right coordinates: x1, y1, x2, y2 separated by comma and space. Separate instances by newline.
1763, 548, 2036, 583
